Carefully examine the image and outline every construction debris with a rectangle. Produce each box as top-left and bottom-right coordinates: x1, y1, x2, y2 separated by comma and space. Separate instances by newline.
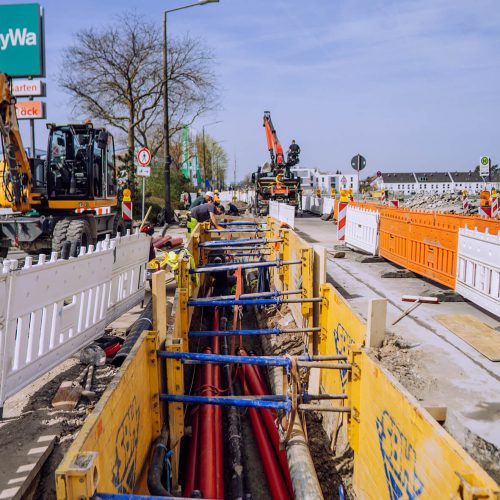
402, 192, 479, 214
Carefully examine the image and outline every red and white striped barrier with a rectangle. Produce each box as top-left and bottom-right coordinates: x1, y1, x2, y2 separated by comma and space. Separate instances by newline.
462, 192, 469, 212
337, 202, 348, 241
74, 206, 111, 215
491, 195, 498, 218
122, 201, 133, 221
380, 190, 386, 203
479, 206, 492, 218
389, 200, 399, 208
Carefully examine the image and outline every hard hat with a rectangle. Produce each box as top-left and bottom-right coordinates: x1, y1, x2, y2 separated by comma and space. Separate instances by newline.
205, 191, 215, 199
214, 189, 220, 194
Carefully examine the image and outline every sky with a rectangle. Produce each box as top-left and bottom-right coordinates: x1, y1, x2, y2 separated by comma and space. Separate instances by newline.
6, 0, 500, 180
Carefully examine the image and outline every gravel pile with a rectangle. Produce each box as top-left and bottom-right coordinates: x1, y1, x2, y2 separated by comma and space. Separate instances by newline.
402, 192, 479, 214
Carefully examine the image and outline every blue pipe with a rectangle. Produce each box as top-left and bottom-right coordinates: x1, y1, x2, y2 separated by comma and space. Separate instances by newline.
190, 259, 294, 274
199, 238, 271, 248
188, 298, 284, 307
159, 394, 291, 411
190, 290, 281, 303
206, 228, 265, 233
218, 221, 261, 226
189, 327, 281, 337
157, 350, 291, 367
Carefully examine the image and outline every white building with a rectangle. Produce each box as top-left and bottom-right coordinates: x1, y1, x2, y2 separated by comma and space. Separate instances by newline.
291, 167, 359, 194
373, 171, 500, 195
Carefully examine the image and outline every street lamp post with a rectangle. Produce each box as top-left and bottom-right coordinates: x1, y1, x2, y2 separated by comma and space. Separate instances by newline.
201, 120, 222, 188
163, 0, 219, 221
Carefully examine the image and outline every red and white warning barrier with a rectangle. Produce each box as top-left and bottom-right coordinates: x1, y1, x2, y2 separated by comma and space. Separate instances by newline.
479, 206, 491, 218
337, 202, 348, 241
491, 194, 498, 218
462, 192, 469, 212
74, 206, 112, 215
389, 200, 399, 208
380, 190, 386, 203
122, 200, 133, 221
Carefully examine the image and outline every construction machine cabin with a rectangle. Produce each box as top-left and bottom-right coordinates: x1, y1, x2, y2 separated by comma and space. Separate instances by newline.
0, 74, 122, 257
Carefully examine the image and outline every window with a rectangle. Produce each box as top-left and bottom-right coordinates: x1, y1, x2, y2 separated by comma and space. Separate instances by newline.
322, 177, 325, 182
397, 184, 400, 189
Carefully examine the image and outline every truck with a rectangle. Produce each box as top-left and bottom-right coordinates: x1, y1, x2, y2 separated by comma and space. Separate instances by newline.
0, 73, 124, 257
252, 111, 301, 216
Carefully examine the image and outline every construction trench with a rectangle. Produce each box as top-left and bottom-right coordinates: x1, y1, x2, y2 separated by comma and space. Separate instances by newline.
53, 216, 500, 500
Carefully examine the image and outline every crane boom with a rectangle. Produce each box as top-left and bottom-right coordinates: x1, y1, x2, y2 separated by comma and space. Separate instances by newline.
0, 73, 32, 212
263, 111, 285, 169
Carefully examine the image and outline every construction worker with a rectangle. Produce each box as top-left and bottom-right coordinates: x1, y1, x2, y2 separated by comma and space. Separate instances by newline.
286, 139, 300, 166
187, 191, 222, 233
190, 191, 205, 209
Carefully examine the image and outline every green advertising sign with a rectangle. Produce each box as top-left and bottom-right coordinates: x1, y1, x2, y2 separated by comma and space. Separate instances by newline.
0, 3, 44, 77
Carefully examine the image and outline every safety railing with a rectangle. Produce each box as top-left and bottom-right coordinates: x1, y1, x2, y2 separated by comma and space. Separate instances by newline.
0, 231, 150, 411
345, 205, 380, 255
269, 200, 296, 228
456, 227, 500, 318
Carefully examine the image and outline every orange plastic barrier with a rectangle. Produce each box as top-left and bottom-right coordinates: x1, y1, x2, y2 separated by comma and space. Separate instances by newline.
378, 209, 500, 288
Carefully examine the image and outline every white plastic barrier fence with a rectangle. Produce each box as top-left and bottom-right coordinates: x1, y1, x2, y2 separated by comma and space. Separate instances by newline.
0, 231, 150, 410
269, 201, 295, 229
345, 205, 380, 255
219, 190, 255, 204
302, 195, 311, 212
322, 196, 334, 216
310, 196, 324, 215
456, 227, 500, 318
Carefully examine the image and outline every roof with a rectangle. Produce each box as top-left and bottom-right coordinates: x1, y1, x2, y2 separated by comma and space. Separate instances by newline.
449, 171, 483, 182
414, 172, 451, 183
381, 173, 416, 183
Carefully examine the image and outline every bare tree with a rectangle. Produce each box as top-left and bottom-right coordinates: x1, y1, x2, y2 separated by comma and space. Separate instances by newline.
59, 12, 217, 188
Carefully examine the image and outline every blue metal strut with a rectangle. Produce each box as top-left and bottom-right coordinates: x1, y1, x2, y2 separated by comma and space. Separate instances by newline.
157, 350, 291, 367
159, 394, 291, 410
198, 238, 281, 248
189, 327, 281, 337
190, 259, 300, 274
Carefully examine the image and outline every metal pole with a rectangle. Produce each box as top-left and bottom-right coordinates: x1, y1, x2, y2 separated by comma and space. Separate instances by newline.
198, 237, 283, 248
202, 126, 206, 187
160, 394, 291, 411
142, 177, 145, 220
29, 118, 35, 157
163, 11, 172, 222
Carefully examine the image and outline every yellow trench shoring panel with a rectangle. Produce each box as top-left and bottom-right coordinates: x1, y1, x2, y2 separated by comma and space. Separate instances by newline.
318, 283, 499, 499
55, 331, 162, 499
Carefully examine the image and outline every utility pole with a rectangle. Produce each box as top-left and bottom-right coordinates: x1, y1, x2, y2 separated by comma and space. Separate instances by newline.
163, 10, 172, 222
202, 126, 206, 187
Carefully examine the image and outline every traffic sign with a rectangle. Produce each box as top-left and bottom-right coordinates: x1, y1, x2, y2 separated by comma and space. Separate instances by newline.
479, 156, 490, 177
351, 154, 366, 172
15, 100, 45, 119
137, 147, 151, 167
136, 165, 151, 177
12, 78, 44, 97
341, 175, 347, 186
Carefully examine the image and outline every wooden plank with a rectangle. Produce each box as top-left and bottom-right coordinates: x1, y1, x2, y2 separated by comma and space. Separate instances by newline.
434, 314, 500, 361
366, 299, 387, 348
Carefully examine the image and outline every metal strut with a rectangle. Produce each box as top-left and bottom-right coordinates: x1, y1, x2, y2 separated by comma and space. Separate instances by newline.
189, 289, 303, 303
206, 228, 266, 233
190, 259, 301, 274
188, 326, 322, 337
218, 221, 263, 226
187, 297, 323, 307
198, 238, 282, 248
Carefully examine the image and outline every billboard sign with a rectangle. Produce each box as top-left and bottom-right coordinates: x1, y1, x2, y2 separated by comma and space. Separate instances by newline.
15, 100, 45, 119
0, 3, 45, 77
12, 78, 43, 96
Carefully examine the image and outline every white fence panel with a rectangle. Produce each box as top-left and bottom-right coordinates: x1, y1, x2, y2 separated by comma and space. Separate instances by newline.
456, 228, 500, 318
310, 196, 324, 215
269, 201, 295, 229
302, 195, 311, 212
345, 206, 380, 255
322, 197, 334, 215
0, 232, 150, 408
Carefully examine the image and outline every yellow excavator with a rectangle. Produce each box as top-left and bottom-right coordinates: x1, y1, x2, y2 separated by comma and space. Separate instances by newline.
0, 73, 124, 257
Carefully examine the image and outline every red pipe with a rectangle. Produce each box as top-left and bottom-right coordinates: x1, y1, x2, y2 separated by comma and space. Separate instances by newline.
211, 308, 224, 499
183, 370, 201, 497
240, 371, 292, 500
239, 352, 294, 498
198, 347, 217, 499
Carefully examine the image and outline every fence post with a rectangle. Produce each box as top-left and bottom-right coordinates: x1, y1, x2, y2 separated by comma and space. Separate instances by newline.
366, 299, 387, 348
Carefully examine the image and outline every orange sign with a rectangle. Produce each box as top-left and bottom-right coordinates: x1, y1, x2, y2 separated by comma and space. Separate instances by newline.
15, 100, 45, 119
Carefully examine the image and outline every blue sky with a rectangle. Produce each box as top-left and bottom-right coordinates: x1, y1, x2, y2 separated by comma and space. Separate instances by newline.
8, 0, 500, 179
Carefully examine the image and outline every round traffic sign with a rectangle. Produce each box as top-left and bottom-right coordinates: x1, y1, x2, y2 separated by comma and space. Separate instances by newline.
351, 154, 366, 171
137, 147, 151, 167
480, 156, 490, 166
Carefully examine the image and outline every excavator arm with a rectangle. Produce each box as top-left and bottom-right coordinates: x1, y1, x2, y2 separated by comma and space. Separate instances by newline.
263, 111, 285, 169
0, 73, 32, 212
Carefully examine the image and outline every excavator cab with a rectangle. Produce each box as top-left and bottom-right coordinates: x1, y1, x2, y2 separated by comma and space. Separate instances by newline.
46, 123, 116, 202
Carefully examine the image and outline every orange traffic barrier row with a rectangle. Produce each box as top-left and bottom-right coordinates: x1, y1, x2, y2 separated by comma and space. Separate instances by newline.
346, 202, 500, 288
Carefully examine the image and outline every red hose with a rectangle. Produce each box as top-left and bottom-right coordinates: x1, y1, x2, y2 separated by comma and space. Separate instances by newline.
240, 371, 292, 500
183, 370, 201, 497
198, 347, 216, 499
239, 353, 294, 498
212, 309, 224, 499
